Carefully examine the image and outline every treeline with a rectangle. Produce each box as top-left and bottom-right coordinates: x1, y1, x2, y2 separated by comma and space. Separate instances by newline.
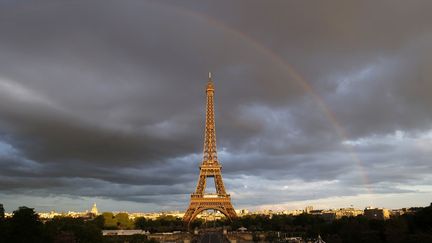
1, 204, 431, 243
101, 213, 186, 232
0, 206, 103, 242
102, 212, 134, 229
231, 203, 432, 243
134, 215, 184, 232
0, 207, 155, 243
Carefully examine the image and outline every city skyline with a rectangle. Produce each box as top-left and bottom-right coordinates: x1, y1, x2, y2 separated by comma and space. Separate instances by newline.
1, 0, 432, 213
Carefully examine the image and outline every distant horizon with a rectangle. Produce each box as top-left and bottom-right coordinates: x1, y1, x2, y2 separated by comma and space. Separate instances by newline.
2, 195, 431, 214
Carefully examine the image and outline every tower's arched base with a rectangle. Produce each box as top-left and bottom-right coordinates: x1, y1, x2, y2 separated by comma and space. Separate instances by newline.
183, 195, 237, 226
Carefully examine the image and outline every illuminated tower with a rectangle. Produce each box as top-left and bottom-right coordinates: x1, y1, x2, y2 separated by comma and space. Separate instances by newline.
183, 73, 237, 225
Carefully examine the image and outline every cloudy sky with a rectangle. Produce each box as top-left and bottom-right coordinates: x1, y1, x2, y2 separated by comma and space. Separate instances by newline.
1, 0, 432, 213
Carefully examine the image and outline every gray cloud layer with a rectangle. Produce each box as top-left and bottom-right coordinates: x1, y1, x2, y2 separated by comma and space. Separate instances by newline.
0, 0, 432, 212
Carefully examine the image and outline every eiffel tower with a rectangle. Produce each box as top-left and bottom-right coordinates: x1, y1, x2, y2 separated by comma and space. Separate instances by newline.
183, 73, 237, 225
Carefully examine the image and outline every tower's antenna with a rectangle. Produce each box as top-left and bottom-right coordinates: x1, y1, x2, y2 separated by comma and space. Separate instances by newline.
208, 72, 212, 80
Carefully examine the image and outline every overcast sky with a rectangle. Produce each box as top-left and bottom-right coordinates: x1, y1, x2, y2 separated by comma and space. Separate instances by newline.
1, 0, 432, 213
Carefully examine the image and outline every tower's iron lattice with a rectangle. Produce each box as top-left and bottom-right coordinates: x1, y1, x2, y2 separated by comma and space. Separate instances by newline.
183, 73, 237, 225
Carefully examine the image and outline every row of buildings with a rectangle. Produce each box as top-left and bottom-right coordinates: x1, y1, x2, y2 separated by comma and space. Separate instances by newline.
2, 202, 422, 221
252, 206, 422, 220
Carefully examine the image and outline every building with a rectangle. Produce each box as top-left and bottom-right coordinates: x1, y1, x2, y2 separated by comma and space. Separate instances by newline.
38, 211, 62, 219
91, 203, 99, 215
364, 207, 390, 220
304, 207, 364, 220
333, 208, 363, 219
305, 206, 313, 214
103, 230, 149, 236
281, 210, 303, 216
309, 209, 324, 216
236, 209, 250, 216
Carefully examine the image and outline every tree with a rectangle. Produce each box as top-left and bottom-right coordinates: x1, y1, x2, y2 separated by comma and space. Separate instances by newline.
92, 215, 105, 229
0, 204, 4, 219
45, 216, 103, 243
414, 203, 432, 231
116, 212, 132, 229
6, 206, 46, 243
135, 217, 148, 230
102, 212, 117, 229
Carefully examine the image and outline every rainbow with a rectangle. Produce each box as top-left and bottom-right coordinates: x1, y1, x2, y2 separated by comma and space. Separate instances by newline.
156, 2, 373, 198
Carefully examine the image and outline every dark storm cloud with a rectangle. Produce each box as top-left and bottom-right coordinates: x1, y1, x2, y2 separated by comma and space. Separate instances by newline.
1, 0, 432, 211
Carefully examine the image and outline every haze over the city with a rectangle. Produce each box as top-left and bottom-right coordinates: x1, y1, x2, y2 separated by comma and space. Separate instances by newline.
1, 0, 432, 213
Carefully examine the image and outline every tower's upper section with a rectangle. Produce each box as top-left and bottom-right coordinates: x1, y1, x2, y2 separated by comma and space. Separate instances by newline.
206, 72, 215, 93
203, 72, 218, 165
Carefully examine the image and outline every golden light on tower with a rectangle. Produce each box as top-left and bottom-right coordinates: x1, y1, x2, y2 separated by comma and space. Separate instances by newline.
183, 73, 237, 225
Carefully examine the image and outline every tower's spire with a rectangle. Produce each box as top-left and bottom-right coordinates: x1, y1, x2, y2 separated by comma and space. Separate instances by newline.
208, 72, 212, 80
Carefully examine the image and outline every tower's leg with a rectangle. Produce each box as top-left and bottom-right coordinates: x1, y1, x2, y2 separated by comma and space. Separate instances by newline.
214, 174, 227, 194
195, 174, 206, 194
